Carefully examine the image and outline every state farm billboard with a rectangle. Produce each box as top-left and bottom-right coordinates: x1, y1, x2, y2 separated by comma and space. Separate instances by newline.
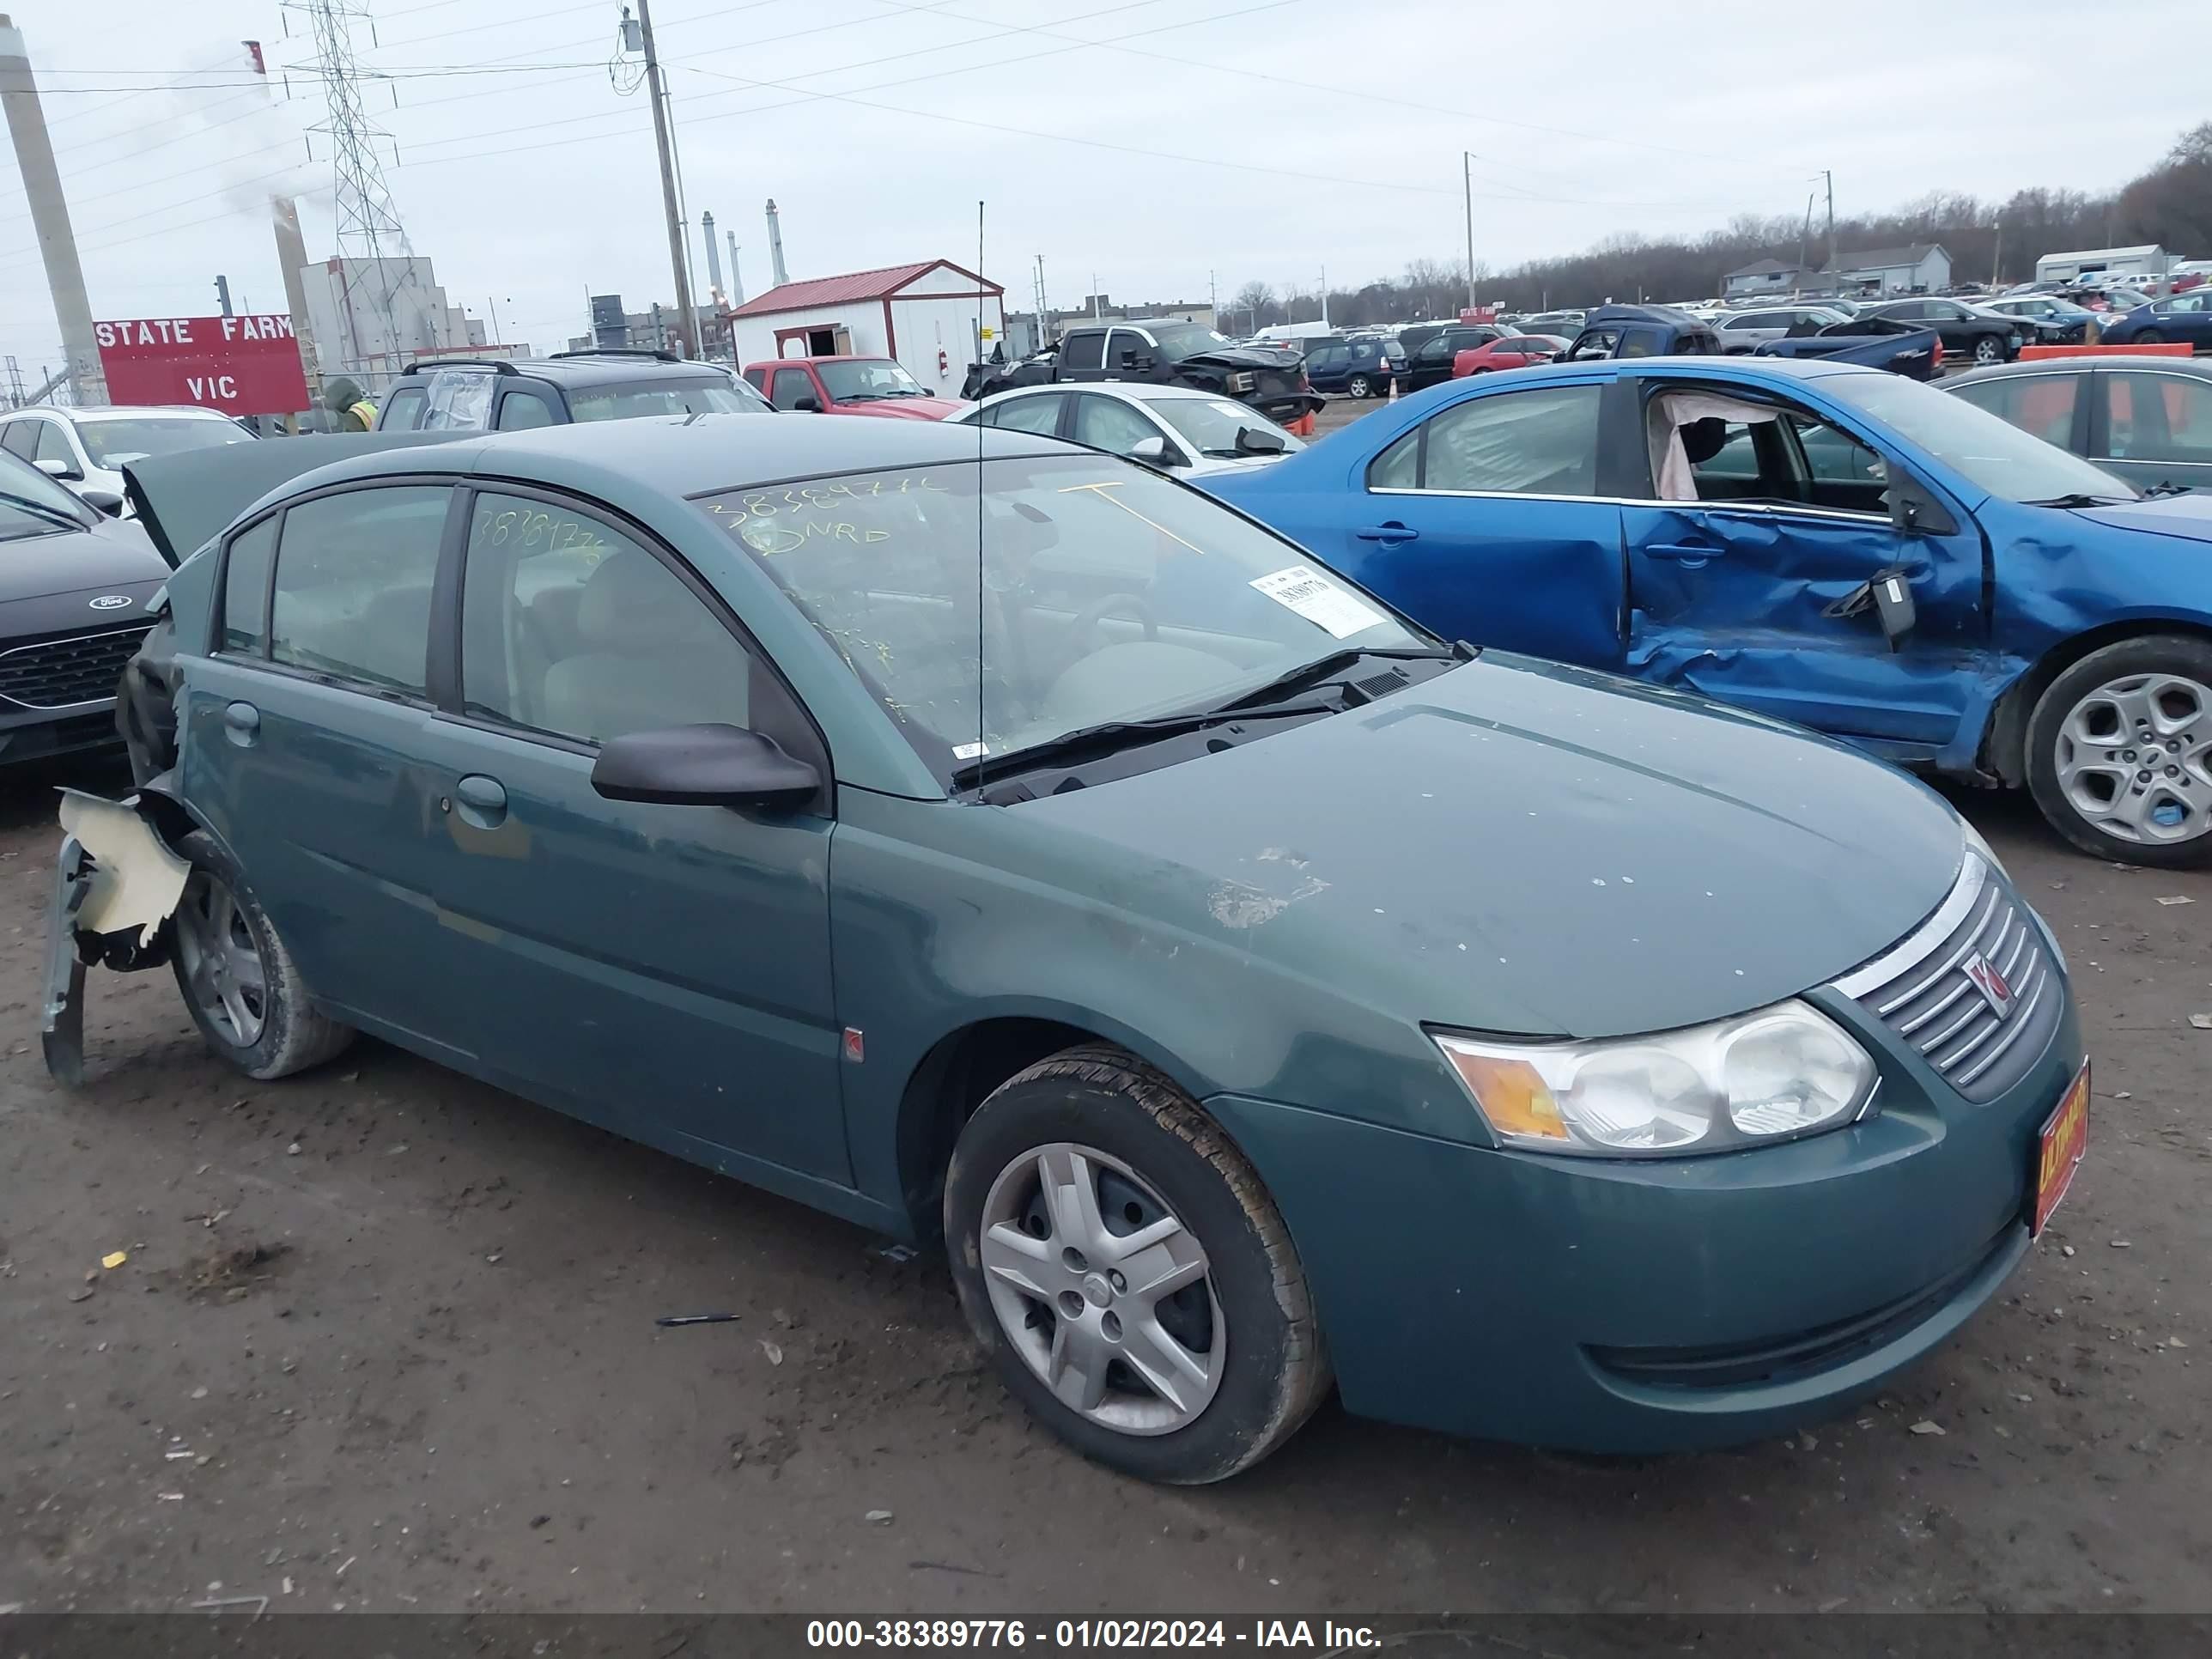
94, 314, 310, 416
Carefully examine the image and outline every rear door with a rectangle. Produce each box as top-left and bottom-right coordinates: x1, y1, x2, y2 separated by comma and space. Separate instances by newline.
1057, 329, 1108, 382
1619, 378, 1987, 750
178, 483, 463, 1047
1346, 378, 1626, 665
409, 484, 848, 1180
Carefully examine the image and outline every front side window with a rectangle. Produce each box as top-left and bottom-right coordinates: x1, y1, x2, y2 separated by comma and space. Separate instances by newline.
1072, 394, 1164, 459
269, 486, 451, 695
816, 359, 927, 403
380, 386, 428, 431
700, 456, 1425, 770
1418, 385, 1601, 495
422, 371, 496, 430
568, 378, 756, 421
460, 490, 749, 744
1947, 374, 2083, 449
2103, 372, 2212, 465
770, 369, 817, 410
1106, 329, 1152, 370
33, 422, 78, 471
221, 516, 278, 653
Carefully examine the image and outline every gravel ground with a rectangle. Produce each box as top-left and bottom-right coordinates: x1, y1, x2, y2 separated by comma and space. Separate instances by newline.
1, 732, 2207, 1616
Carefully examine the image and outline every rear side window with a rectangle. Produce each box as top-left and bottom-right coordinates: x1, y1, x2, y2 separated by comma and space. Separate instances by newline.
269, 486, 451, 696
1948, 374, 2083, 449
380, 386, 428, 431
422, 372, 496, 430
1060, 332, 1105, 372
1368, 428, 1421, 489
220, 516, 278, 654
1415, 385, 1601, 495
496, 388, 559, 430
2104, 372, 2212, 465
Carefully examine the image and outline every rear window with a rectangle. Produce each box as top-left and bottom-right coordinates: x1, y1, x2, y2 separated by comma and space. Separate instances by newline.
566, 379, 758, 422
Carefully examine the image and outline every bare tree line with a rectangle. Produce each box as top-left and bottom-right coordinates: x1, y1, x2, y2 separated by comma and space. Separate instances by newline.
1223, 123, 2211, 331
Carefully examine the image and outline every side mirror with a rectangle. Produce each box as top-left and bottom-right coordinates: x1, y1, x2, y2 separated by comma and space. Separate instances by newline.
34, 457, 82, 482
1887, 477, 1958, 538
792, 395, 821, 413
79, 489, 125, 517
1129, 351, 1156, 373
1127, 434, 1179, 467
1234, 426, 1287, 456
591, 723, 820, 808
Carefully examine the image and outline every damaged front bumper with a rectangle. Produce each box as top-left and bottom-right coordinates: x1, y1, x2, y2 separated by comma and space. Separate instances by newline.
42, 789, 189, 1085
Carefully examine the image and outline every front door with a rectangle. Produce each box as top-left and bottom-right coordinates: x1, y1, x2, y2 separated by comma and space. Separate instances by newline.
178, 483, 465, 1050
1620, 386, 1987, 749
411, 486, 848, 1181
1347, 379, 1626, 666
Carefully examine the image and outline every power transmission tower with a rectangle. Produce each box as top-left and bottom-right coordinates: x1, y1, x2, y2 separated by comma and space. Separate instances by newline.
294, 0, 422, 384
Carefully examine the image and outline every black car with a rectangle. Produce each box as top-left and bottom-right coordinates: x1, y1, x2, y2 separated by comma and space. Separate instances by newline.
967, 319, 1322, 428
1397, 325, 1514, 392
1856, 298, 2022, 366
1942, 355, 2212, 494
1300, 334, 1407, 398
375, 349, 769, 432
0, 449, 171, 764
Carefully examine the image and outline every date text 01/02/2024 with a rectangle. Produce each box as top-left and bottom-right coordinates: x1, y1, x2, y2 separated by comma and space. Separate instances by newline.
805, 1621, 1384, 1650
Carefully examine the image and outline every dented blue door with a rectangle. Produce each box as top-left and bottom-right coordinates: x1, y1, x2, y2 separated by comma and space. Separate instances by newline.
1619, 392, 1989, 757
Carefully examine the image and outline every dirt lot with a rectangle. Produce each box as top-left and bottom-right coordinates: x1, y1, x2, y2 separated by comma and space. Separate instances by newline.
1, 735, 2208, 1617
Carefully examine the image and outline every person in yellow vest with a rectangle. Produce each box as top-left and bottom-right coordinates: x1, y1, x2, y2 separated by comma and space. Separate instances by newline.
324, 376, 378, 432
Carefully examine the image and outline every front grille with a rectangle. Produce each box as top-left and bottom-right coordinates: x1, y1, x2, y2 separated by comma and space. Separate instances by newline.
1589, 1229, 2014, 1391
0, 625, 149, 710
1833, 859, 2063, 1103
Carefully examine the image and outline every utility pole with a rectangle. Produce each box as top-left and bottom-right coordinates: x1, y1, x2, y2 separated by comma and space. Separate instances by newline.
1991, 219, 2003, 288
1208, 269, 1217, 329
1823, 169, 1836, 279
1798, 191, 1813, 294
1319, 265, 1328, 329
632, 0, 696, 357
489, 295, 505, 345
1463, 150, 1477, 313
215, 275, 234, 318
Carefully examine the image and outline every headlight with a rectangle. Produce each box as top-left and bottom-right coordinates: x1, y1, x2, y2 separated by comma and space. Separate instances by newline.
1432, 1001, 1877, 1158
1960, 817, 2007, 878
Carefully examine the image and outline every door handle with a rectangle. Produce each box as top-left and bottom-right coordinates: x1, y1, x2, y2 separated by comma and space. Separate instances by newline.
1354, 522, 1420, 543
453, 774, 507, 829
222, 701, 259, 747
1645, 542, 1725, 567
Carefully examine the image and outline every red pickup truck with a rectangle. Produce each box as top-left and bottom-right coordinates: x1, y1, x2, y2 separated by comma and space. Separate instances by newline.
740, 356, 966, 420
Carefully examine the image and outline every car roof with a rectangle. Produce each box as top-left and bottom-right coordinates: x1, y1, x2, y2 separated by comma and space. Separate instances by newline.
264, 412, 1064, 500
32, 404, 235, 421
398, 353, 730, 385
1942, 356, 2212, 386
957, 381, 1240, 419
1492, 356, 1872, 389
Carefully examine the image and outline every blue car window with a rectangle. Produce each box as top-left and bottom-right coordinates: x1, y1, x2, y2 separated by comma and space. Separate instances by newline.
219, 515, 278, 656
1369, 427, 1419, 489
460, 490, 750, 744
269, 486, 450, 696
1419, 385, 1601, 495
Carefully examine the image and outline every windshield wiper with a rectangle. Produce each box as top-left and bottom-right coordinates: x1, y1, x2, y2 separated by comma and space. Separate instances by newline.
954, 701, 1340, 787
2024, 492, 2135, 508
2143, 481, 2192, 498
1217, 644, 1466, 713
0, 491, 86, 529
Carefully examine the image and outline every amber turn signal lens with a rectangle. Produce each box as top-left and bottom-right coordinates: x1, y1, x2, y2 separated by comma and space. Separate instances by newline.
1439, 1050, 1570, 1141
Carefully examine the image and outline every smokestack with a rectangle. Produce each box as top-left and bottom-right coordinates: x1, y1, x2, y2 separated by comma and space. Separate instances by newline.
243, 40, 319, 399
702, 210, 723, 299
0, 14, 103, 403
765, 198, 788, 288
726, 233, 744, 306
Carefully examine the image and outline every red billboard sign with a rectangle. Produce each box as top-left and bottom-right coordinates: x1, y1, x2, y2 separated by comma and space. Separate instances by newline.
94, 314, 310, 416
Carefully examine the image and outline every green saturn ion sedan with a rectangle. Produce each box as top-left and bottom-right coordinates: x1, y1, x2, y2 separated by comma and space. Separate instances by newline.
47, 416, 2088, 1484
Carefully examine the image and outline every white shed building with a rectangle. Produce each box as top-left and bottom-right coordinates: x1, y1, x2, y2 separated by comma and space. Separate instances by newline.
725, 259, 1006, 399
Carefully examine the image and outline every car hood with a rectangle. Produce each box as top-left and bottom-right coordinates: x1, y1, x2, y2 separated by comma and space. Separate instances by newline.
1012, 653, 1965, 1040
833, 396, 968, 421
2074, 491, 2212, 543
0, 514, 170, 605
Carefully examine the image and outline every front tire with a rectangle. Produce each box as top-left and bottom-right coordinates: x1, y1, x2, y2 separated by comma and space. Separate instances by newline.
1346, 374, 1372, 399
2025, 636, 2212, 867
945, 1044, 1329, 1484
169, 830, 356, 1079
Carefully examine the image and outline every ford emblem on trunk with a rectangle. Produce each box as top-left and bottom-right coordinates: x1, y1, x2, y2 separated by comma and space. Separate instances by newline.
88, 594, 132, 610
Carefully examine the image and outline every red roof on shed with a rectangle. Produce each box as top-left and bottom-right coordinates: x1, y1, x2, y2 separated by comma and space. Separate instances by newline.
726, 258, 996, 319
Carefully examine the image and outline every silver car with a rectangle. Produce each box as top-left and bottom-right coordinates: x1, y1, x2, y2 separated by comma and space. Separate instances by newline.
0, 405, 254, 513
1712, 306, 1848, 353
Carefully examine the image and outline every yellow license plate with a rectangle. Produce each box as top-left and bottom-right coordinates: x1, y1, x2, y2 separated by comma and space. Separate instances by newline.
2032, 1064, 2090, 1237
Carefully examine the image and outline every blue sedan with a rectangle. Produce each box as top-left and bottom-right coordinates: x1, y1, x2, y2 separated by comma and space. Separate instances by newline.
1203, 356, 2212, 866
2099, 289, 2212, 349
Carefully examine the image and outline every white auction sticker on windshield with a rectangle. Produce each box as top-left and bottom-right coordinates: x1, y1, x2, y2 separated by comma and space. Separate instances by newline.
1249, 565, 1388, 639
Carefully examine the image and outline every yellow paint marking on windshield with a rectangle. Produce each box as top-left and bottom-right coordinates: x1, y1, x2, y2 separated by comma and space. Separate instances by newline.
1054, 481, 1207, 556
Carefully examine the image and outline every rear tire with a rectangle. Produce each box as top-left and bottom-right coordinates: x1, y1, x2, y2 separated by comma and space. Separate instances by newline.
2133, 328, 2163, 345
945, 1044, 1329, 1484
1346, 374, 1372, 399
169, 830, 357, 1079
1972, 333, 2008, 365
2024, 635, 2212, 868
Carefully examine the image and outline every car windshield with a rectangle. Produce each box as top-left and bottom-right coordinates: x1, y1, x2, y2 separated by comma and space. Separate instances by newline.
567, 379, 757, 422
817, 359, 928, 401
76, 415, 251, 468
1142, 397, 1306, 460
0, 448, 93, 538
1145, 323, 1237, 364
702, 454, 1425, 775
1825, 372, 2140, 504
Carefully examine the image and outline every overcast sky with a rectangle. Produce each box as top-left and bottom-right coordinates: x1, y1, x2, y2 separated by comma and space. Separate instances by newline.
0, 0, 2203, 374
